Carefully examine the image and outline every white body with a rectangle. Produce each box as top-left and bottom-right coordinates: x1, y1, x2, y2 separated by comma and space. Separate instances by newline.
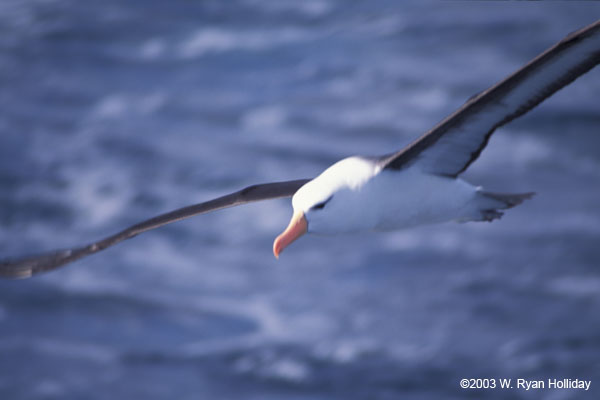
292, 157, 485, 235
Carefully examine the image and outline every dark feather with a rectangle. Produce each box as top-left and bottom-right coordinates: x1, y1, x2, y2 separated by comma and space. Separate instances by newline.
381, 20, 600, 177
0, 179, 310, 278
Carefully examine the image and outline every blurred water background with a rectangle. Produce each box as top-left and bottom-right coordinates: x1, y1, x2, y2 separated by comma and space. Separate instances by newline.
0, 1, 599, 399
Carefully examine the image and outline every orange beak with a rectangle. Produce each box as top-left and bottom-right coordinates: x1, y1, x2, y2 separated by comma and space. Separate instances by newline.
273, 211, 307, 258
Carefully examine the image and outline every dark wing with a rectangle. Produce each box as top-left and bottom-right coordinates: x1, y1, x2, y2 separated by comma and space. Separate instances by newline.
380, 20, 600, 177
0, 179, 310, 279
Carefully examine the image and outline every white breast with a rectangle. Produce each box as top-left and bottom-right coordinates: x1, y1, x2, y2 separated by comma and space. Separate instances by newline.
294, 158, 479, 235
364, 168, 478, 231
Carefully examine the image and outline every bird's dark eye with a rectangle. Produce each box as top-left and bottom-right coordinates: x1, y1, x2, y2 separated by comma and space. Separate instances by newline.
310, 196, 333, 211
312, 202, 326, 210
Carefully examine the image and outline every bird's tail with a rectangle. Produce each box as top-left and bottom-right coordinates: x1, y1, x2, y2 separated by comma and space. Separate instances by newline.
474, 190, 535, 222
480, 191, 536, 208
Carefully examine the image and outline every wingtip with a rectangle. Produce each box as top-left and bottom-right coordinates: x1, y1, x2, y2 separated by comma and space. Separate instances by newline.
0, 248, 79, 279
0, 259, 35, 279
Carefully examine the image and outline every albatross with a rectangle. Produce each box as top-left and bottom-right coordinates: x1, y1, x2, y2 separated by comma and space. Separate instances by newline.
1, 20, 599, 279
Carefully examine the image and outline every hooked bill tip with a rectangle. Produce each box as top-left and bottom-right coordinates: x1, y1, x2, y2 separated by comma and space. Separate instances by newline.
272, 211, 307, 259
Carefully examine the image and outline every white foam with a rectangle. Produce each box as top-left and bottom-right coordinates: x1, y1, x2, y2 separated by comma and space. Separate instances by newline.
244, 0, 332, 17
242, 105, 287, 130
33, 380, 65, 397
138, 93, 166, 114
48, 268, 130, 294
0, 0, 34, 30
260, 357, 309, 382
90, 93, 166, 119
314, 338, 377, 364
178, 27, 311, 59
514, 211, 600, 236
121, 236, 235, 288
411, 86, 451, 112
474, 131, 553, 171
176, 297, 290, 357
569, 155, 600, 178
380, 231, 422, 251
139, 38, 166, 60
365, 15, 406, 37
337, 102, 398, 128
547, 276, 600, 298
63, 167, 132, 227
92, 94, 128, 119
180, 292, 336, 358
233, 351, 309, 382
471, 127, 600, 181
229, 297, 289, 339
382, 224, 502, 259
550, 214, 600, 235
220, 200, 291, 238
326, 77, 360, 97
34, 338, 117, 363
382, 227, 462, 252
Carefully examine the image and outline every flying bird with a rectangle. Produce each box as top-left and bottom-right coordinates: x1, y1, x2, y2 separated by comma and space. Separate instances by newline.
1, 20, 599, 279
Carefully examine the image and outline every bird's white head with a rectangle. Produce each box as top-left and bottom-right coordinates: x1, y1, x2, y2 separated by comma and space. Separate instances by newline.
273, 156, 381, 257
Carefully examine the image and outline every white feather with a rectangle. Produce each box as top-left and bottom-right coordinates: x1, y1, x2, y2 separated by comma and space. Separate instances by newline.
292, 157, 480, 234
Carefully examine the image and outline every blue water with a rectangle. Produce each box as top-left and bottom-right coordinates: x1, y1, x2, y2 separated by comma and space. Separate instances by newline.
1, 1, 599, 399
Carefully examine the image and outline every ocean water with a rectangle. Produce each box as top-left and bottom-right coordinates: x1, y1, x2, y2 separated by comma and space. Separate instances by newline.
1, 1, 599, 399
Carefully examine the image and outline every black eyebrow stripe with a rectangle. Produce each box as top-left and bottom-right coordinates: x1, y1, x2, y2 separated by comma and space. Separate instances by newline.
310, 195, 334, 211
